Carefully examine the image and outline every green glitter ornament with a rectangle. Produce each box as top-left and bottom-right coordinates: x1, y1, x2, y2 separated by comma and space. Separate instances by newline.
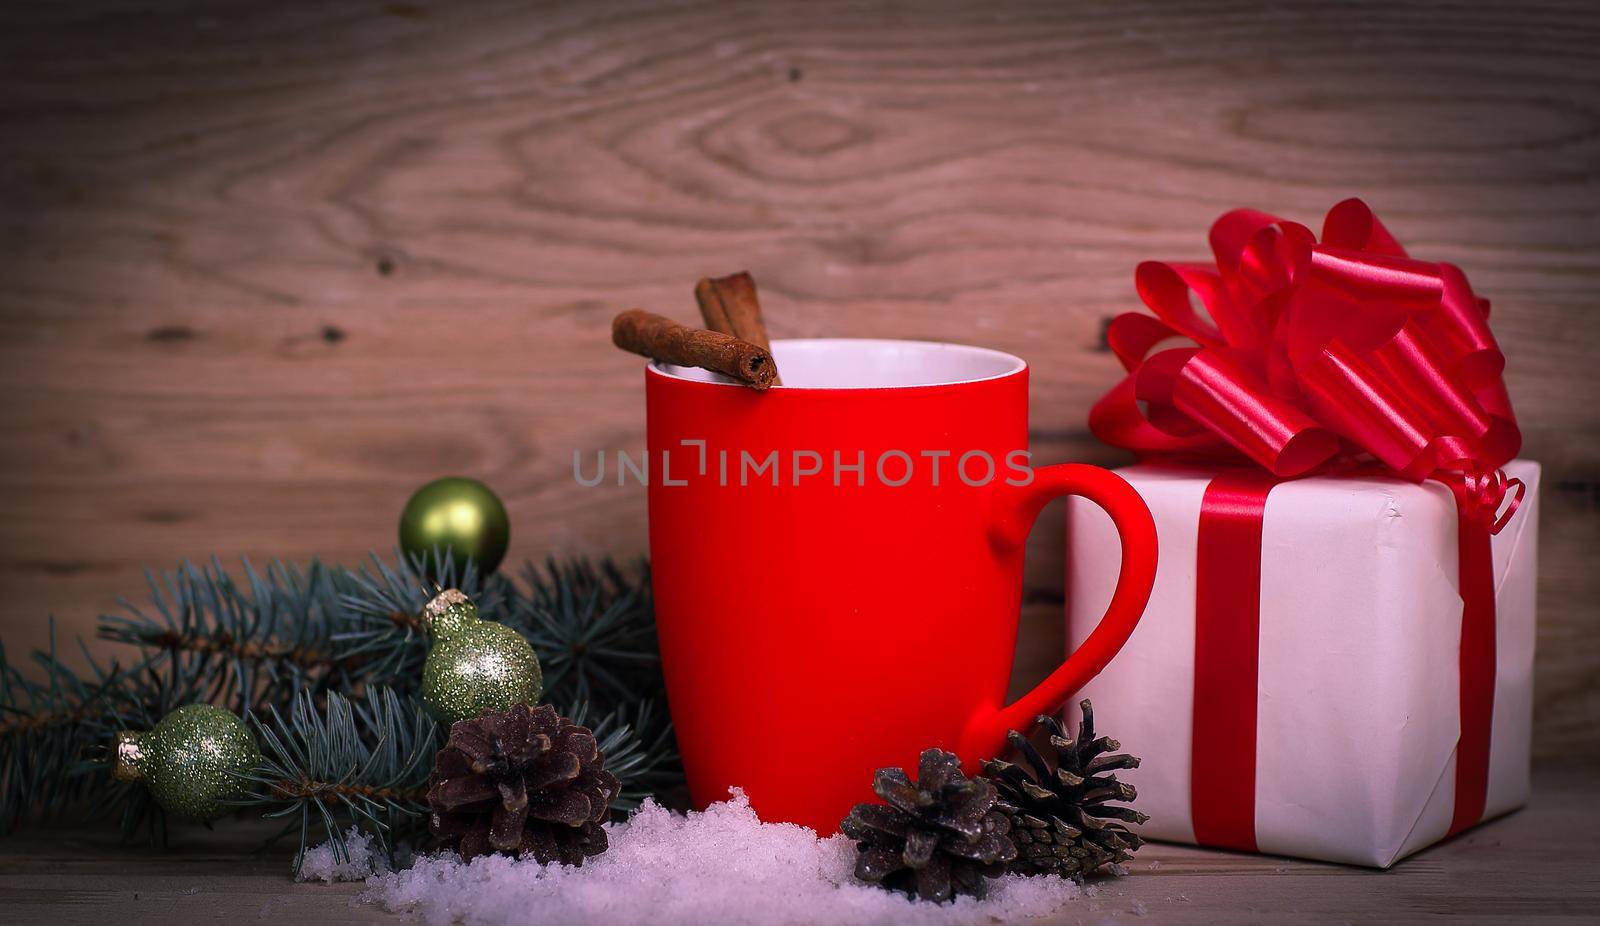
420, 588, 543, 725
399, 476, 512, 576
111, 703, 261, 822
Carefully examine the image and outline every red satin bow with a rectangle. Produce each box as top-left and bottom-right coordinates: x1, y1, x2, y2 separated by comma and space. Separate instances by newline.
1091, 199, 1523, 532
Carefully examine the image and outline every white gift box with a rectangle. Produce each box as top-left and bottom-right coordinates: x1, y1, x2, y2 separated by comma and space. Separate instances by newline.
1066, 460, 1539, 867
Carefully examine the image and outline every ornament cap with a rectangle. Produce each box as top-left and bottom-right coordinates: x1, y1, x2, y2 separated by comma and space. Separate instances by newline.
423, 588, 478, 641
111, 730, 146, 783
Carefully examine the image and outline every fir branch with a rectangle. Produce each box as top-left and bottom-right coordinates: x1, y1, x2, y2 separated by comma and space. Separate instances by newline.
332, 551, 670, 721
512, 557, 663, 709
1, 625, 191, 844
0, 625, 119, 833
236, 687, 438, 874
2, 550, 687, 856
332, 548, 516, 688
97, 558, 348, 709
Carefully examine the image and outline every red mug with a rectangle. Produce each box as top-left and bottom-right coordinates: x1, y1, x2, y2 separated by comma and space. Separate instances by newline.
644, 339, 1157, 832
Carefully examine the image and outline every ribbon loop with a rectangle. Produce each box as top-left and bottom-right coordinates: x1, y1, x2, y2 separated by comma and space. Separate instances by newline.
1091, 200, 1521, 491
1455, 467, 1526, 534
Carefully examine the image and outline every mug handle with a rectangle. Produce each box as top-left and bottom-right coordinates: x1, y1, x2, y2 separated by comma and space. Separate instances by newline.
958, 463, 1158, 762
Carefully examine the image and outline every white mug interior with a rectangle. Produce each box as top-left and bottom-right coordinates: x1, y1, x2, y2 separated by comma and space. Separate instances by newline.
651, 338, 1026, 390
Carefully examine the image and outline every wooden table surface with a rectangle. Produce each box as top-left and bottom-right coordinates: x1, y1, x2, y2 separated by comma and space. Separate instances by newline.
2, 763, 1595, 925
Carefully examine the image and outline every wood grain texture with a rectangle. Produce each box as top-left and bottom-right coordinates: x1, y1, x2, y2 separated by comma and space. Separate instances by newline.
0, 1, 1596, 754
2, 763, 1597, 923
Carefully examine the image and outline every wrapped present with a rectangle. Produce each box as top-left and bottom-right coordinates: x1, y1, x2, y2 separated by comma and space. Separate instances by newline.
1068, 461, 1537, 866
1065, 200, 1535, 866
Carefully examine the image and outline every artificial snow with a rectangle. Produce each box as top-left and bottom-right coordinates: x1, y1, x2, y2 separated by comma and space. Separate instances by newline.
296, 825, 389, 883
361, 789, 1082, 925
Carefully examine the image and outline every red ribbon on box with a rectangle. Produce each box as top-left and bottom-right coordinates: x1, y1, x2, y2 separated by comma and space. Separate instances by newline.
1091, 200, 1522, 849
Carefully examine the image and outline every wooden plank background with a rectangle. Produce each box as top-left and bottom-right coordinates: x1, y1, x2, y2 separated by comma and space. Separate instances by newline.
0, 0, 1595, 757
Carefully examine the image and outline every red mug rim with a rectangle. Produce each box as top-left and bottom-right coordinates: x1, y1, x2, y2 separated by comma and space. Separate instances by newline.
646, 338, 1027, 392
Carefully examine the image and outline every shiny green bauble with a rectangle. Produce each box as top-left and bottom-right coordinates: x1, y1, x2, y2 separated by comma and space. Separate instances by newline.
420, 588, 542, 725
111, 704, 260, 822
399, 476, 511, 576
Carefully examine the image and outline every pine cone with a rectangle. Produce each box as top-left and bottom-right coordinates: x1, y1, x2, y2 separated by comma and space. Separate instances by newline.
426, 703, 621, 865
841, 748, 1016, 903
983, 700, 1147, 880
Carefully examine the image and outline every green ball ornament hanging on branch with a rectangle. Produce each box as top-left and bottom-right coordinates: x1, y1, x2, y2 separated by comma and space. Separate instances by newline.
420, 588, 543, 725
111, 704, 261, 822
399, 476, 511, 576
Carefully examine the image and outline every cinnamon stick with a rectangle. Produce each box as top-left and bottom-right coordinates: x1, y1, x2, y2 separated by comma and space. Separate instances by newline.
694, 272, 781, 385
611, 309, 777, 390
